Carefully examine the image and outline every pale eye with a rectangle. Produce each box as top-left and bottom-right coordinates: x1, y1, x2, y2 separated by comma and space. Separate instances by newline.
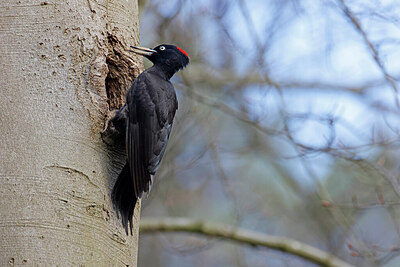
159, 46, 165, 51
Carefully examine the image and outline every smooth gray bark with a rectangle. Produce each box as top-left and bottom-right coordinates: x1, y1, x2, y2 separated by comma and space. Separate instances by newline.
0, 0, 141, 265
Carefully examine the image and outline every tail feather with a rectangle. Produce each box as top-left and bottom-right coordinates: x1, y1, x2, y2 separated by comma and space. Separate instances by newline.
111, 162, 137, 235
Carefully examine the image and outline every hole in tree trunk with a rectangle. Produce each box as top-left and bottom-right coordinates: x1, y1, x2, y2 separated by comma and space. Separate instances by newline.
105, 34, 137, 110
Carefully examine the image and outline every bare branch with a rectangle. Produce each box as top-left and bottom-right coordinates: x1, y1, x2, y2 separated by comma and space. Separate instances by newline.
338, 0, 400, 108
140, 217, 354, 267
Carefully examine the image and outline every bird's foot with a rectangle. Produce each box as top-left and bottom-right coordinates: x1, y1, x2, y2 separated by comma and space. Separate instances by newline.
101, 109, 118, 133
101, 109, 125, 147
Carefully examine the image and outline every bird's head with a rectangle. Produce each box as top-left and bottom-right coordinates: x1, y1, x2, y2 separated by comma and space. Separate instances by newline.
130, 44, 189, 77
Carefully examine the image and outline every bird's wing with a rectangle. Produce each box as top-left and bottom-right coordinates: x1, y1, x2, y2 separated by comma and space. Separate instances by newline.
126, 73, 177, 198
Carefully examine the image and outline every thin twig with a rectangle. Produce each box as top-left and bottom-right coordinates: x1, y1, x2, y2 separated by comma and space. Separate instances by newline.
337, 0, 400, 108
140, 217, 354, 267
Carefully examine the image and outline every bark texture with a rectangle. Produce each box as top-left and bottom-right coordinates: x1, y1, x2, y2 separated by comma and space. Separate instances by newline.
0, 0, 142, 265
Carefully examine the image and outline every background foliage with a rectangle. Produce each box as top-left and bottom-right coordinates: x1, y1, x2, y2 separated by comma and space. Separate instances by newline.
137, 0, 400, 266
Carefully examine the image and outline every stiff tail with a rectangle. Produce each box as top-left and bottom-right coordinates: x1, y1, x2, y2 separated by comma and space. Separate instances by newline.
111, 162, 137, 235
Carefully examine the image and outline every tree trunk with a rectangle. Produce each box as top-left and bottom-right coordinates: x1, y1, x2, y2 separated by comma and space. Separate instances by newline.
0, 0, 142, 265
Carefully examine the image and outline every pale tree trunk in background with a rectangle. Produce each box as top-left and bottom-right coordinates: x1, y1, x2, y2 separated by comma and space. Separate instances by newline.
0, 0, 142, 265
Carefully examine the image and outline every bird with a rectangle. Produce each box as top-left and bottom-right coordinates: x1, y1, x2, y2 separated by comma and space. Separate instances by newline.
109, 44, 189, 234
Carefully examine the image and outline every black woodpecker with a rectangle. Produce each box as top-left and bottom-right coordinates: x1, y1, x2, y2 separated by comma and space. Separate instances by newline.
110, 44, 189, 234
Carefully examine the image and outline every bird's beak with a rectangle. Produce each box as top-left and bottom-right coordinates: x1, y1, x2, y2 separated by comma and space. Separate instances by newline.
130, 46, 156, 56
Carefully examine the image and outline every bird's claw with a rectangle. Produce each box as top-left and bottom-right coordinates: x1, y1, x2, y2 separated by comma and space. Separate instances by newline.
101, 110, 118, 133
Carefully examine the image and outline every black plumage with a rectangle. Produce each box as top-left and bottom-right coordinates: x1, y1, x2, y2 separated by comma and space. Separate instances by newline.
111, 44, 189, 234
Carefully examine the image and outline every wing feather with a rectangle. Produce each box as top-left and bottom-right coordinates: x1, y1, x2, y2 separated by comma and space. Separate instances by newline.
126, 72, 177, 199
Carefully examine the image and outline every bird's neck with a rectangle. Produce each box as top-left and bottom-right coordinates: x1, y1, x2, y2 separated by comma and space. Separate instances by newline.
152, 64, 177, 80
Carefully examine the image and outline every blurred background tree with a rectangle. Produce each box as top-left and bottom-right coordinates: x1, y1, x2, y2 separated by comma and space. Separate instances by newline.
136, 0, 400, 266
